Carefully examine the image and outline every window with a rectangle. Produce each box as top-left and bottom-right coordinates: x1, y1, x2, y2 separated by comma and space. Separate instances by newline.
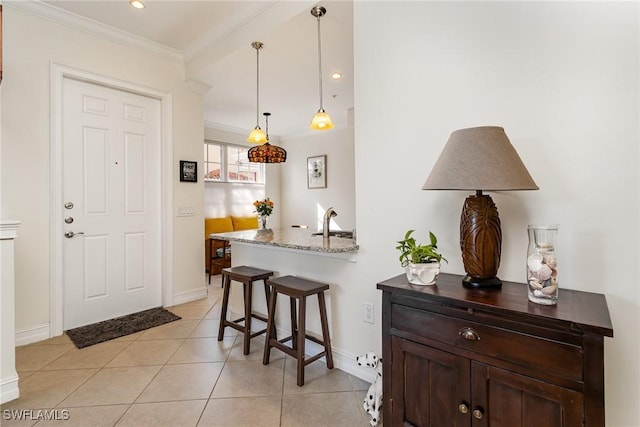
204, 142, 222, 181
204, 141, 264, 183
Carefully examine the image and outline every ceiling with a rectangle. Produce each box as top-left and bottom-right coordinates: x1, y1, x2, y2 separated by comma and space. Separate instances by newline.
37, 0, 354, 138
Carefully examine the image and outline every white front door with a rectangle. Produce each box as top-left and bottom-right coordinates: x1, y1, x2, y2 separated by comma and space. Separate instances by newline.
62, 78, 162, 329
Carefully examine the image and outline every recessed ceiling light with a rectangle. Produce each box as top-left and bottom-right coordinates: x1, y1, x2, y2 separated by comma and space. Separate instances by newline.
331, 72, 343, 80
130, 0, 145, 9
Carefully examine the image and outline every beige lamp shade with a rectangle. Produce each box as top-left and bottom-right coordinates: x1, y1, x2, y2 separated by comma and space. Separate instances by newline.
422, 126, 538, 191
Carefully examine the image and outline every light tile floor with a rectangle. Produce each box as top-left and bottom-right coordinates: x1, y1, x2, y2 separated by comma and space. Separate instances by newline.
2, 275, 371, 426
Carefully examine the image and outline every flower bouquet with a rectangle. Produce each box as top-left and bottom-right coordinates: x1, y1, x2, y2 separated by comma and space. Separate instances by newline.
253, 198, 274, 229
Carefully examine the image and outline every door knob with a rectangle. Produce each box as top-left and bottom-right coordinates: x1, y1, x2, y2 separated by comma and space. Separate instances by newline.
64, 231, 84, 238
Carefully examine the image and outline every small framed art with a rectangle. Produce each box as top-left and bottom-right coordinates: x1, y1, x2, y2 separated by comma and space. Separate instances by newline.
180, 160, 197, 183
307, 155, 327, 189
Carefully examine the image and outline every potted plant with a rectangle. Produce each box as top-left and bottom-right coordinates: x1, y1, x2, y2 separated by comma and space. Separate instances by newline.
396, 230, 447, 285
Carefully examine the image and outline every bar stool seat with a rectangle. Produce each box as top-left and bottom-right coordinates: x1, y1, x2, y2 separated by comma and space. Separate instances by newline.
262, 275, 333, 386
217, 266, 274, 355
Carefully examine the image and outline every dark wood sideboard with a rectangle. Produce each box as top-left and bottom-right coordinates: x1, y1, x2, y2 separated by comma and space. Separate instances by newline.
377, 272, 613, 427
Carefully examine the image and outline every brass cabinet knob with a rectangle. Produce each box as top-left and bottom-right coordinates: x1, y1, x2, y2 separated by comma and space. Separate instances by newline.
459, 327, 480, 341
458, 403, 469, 414
473, 408, 484, 419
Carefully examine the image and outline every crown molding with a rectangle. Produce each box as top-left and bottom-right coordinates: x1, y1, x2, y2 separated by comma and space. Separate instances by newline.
204, 120, 248, 135
5, 1, 183, 62
182, 1, 278, 63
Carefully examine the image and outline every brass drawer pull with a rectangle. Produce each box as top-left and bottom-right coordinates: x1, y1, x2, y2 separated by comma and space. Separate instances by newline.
459, 327, 480, 341
458, 403, 469, 414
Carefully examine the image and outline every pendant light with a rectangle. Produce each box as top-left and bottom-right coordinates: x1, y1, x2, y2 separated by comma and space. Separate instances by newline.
247, 41, 268, 143
309, 6, 334, 131
248, 113, 288, 163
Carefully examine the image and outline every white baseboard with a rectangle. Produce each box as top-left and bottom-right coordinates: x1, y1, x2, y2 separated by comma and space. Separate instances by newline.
0, 374, 20, 404
15, 323, 51, 346
329, 347, 377, 384
302, 339, 376, 383
171, 287, 208, 306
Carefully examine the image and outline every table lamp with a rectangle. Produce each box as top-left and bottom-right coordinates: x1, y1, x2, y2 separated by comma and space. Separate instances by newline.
422, 126, 538, 289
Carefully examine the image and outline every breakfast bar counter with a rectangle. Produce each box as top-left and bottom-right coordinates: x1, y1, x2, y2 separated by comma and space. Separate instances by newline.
209, 227, 359, 359
210, 227, 359, 255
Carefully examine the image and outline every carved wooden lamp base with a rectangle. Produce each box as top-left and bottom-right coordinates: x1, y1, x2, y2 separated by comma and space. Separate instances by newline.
460, 191, 503, 289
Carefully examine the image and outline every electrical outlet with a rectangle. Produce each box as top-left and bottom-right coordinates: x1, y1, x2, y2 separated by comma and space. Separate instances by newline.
363, 303, 375, 324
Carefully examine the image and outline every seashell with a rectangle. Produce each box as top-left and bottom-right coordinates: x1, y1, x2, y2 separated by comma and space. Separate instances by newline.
529, 279, 543, 290
541, 285, 558, 295
544, 256, 557, 269
527, 253, 543, 272
533, 289, 547, 298
532, 264, 552, 281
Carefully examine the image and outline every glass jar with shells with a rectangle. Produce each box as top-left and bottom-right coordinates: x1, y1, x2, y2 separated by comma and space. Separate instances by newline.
527, 225, 559, 305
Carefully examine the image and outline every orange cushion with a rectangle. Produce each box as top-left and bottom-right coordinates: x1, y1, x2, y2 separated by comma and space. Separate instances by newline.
231, 215, 259, 230
205, 216, 234, 237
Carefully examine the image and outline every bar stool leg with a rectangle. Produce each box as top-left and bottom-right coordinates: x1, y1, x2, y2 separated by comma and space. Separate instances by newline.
296, 296, 307, 387
318, 291, 334, 369
217, 273, 231, 341
263, 288, 278, 365
263, 280, 277, 340
243, 281, 253, 355
290, 297, 297, 351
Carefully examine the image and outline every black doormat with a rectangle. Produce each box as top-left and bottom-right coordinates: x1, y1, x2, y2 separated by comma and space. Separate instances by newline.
65, 307, 181, 349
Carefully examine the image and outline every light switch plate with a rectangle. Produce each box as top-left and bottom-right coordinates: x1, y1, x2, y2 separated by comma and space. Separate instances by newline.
177, 206, 195, 217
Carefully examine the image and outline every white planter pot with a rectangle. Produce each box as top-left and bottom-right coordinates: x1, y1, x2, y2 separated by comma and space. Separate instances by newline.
404, 262, 440, 286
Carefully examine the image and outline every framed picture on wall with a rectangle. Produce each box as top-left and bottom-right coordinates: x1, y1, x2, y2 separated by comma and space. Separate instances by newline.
180, 160, 197, 182
307, 155, 327, 189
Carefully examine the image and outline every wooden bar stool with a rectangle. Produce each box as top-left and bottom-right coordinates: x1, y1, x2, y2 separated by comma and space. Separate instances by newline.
217, 266, 275, 355
262, 275, 334, 386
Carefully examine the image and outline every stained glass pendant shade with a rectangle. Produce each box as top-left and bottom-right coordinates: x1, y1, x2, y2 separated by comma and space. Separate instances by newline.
248, 113, 287, 163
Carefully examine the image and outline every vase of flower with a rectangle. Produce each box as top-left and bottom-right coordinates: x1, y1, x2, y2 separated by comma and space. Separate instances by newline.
253, 197, 274, 230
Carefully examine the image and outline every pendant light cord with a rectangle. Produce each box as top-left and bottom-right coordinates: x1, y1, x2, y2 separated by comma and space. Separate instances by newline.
256, 45, 261, 126
316, 14, 324, 111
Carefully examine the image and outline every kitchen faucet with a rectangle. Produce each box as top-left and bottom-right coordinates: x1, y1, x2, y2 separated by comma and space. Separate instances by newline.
323, 207, 337, 238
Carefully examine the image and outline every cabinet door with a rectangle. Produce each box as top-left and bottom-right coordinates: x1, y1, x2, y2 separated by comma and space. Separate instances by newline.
471, 362, 584, 427
391, 336, 470, 427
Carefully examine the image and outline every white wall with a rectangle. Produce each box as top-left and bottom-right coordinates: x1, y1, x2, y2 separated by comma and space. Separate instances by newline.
0, 7, 205, 337
280, 126, 356, 232
353, 2, 638, 425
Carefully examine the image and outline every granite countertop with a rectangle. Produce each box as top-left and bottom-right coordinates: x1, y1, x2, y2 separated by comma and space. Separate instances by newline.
209, 227, 359, 254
